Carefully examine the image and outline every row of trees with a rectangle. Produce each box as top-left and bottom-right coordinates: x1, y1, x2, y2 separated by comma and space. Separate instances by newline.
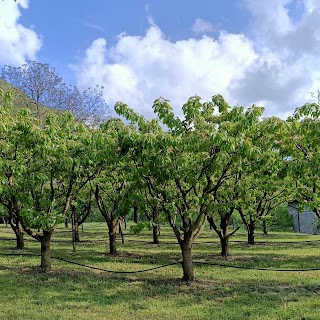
1, 87, 319, 281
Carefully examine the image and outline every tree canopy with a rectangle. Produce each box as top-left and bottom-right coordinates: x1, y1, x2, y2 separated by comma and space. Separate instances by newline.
1, 86, 319, 280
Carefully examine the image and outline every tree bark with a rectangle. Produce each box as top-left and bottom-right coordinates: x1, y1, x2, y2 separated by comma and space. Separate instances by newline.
15, 231, 24, 250
16, 229, 24, 250
108, 225, 117, 254
220, 215, 230, 258
10, 219, 25, 250
71, 205, 79, 252
220, 235, 229, 258
133, 206, 139, 223
118, 219, 124, 243
247, 218, 255, 245
40, 232, 52, 272
180, 237, 194, 281
314, 207, 320, 219
152, 224, 160, 244
262, 220, 268, 236
151, 205, 160, 244
64, 218, 69, 228
74, 222, 80, 242
124, 215, 128, 229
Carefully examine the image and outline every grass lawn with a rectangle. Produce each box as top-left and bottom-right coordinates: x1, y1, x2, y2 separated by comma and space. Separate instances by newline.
1, 222, 320, 320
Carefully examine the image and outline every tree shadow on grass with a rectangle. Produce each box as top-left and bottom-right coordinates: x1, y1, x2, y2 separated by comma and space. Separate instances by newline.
1, 264, 319, 320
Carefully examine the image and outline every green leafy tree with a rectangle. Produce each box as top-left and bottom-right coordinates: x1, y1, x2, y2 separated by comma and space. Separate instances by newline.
235, 117, 292, 244
93, 118, 134, 254
69, 187, 93, 243
115, 95, 264, 281
237, 168, 291, 244
285, 103, 320, 217
19, 113, 96, 271
0, 97, 100, 270
0, 90, 28, 249
194, 98, 267, 257
207, 174, 242, 257
127, 186, 163, 244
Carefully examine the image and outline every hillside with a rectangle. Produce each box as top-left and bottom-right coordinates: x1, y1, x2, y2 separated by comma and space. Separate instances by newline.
0, 79, 50, 117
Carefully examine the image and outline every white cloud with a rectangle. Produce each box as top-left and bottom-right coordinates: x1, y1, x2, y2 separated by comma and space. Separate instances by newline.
73, 1, 320, 119
72, 25, 256, 118
230, 0, 320, 116
82, 21, 104, 33
192, 18, 214, 34
245, 0, 294, 41
0, 0, 42, 66
304, 0, 320, 12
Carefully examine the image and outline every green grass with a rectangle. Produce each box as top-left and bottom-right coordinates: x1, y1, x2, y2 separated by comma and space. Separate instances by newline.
1, 223, 320, 320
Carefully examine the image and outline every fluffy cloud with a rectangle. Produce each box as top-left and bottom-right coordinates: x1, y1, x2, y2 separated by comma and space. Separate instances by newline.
73, 1, 320, 119
192, 18, 214, 34
230, 0, 320, 116
304, 0, 320, 12
0, 0, 42, 66
72, 26, 256, 118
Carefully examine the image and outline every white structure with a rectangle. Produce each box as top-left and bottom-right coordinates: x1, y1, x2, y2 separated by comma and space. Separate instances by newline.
288, 201, 319, 234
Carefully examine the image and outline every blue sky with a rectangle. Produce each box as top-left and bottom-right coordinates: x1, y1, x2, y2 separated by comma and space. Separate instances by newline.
18, 0, 250, 82
0, 0, 320, 118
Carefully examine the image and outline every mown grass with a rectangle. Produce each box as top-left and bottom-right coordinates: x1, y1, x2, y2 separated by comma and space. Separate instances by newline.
1, 223, 320, 320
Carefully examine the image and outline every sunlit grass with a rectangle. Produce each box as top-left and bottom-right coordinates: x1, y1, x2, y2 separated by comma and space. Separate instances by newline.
1, 222, 320, 320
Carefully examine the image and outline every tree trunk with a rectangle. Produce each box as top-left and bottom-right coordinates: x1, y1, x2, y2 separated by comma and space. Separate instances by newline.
71, 205, 80, 243
152, 224, 160, 244
64, 218, 69, 228
16, 230, 24, 250
180, 237, 194, 281
151, 205, 160, 244
118, 219, 124, 244
40, 232, 52, 272
108, 226, 117, 254
314, 207, 320, 219
207, 215, 229, 257
262, 220, 268, 236
74, 222, 80, 242
9, 217, 25, 250
247, 218, 255, 245
124, 215, 128, 229
220, 235, 229, 258
220, 215, 230, 258
133, 206, 139, 223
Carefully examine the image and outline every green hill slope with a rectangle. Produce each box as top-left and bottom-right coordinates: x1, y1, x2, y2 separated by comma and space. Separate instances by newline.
0, 79, 50, 117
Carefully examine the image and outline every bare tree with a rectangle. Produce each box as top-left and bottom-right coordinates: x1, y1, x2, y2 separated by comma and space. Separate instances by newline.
1, 60, 109, 125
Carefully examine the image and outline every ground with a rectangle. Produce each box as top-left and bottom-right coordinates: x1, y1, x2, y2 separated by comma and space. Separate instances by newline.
1, 223, 320, 320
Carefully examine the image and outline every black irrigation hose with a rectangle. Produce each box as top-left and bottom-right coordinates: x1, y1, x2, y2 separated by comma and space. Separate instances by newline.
193, 261, 320, 272
0, 252, 180, 274
126, 239, 320, 245
229, 239, 320, 244
52, 256, 180, 273
1, 252, 320, 273
2, 237, 320, 246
